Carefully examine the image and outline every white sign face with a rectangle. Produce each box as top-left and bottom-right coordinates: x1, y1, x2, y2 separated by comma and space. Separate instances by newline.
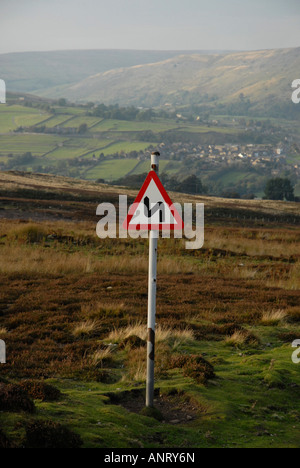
123, 171, 184, 231
0, 80, 6, 104
131, 179, 177, 226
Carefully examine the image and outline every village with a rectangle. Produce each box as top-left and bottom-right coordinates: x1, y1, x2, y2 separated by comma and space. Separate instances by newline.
136, 141, 300, 178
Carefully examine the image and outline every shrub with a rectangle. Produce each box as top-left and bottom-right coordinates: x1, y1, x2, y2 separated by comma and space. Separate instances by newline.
19, 380, 61, 402
120, 335, 146, 349
140, 406, 164, 421
13, 224, 48, 244
0, 383, 35, 413
169, 354, 215, 384
24, 420, 83, 448
225, 330, 259, 348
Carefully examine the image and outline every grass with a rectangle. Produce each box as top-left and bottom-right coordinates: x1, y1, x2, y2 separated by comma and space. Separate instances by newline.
72, 320, 101, 338
0, 134, 65, 155
91, 347, 114, 367
260, 310, 287, 326
106, 322, 194, 344
84, 158, 140, 181
0, 105, 49, 132
0, 191, 299, 447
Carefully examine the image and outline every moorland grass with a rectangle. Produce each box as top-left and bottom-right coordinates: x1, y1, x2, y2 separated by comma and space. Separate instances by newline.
0, 218, 299, 447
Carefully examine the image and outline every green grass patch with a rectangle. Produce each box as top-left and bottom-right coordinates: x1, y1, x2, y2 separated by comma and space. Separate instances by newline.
0, 134, 66, 155
84, 158, 139, 180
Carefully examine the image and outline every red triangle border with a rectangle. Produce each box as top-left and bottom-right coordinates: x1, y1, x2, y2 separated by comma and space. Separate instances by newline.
123, 171, 184, 231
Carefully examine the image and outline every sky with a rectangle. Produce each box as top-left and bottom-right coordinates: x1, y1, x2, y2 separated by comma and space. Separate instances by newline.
0, 0, 300, 54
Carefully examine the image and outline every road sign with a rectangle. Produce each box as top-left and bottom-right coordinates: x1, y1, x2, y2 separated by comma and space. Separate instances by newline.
123, 152, 184, 408
123, 171, 184, 231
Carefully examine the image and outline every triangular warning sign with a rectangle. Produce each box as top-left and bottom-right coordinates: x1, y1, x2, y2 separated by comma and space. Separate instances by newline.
123, 171, 184, 231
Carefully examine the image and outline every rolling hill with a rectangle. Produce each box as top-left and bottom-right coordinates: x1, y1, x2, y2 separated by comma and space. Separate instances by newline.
0, 49, 226, 94
36, 47, 300, 117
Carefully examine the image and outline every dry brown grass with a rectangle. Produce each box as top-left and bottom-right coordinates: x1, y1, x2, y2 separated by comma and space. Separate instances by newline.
260, 310, 287, 326
0, 243, 201, 276
72, 320, 101, 337
204, 228, 300, 258
81, 301, 125, 319
225, 330, 259, 347
124, 343, 170, 381
91, 347, 113, 367
106, 322, 194, 344
266, 262, 300, 291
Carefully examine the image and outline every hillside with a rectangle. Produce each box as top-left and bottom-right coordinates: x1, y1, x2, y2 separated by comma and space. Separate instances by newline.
36, 48, 300, 117
0, 49, 225, 94
0, 171, 299, 225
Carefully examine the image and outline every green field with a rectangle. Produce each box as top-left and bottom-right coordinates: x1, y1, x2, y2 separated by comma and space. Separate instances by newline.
184, 124, 239, 134
84, 158, 139, 180
0, 102, 298, 192
90, 118, 179, 133
60, 115, 103, 129
99, 141, 154, 156
40, 115, 74, 128
131, 159, 171, 175
45, 139, 115, 161
0, 105, 49, 132
0, 134, 66, 155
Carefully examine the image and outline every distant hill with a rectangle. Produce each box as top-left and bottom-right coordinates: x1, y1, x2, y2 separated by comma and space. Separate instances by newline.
37, 47, 300, 118
0, 49, 227, 94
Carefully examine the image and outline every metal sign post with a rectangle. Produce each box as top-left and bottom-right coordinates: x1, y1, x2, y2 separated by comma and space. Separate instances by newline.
123, 151, 184, 408
146, 152, 159, 407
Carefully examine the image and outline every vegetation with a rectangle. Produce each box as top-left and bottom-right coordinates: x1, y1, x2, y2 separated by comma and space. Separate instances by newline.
0, 174, 299, 447
18, 48, 300, 120
0, 93, 299, 197
264, 178, 295, 201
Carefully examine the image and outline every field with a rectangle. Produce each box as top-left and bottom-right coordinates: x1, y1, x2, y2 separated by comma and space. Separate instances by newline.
0, 172, 299, 448
84, 158, 139, 180
0, 101, 299, 201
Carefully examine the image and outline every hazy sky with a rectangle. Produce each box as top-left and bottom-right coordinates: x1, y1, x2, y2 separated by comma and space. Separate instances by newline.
1, 0, 300, 54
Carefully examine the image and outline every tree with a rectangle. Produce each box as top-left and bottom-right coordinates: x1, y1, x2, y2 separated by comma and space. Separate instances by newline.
77, 123, 88, 134
177, 175, 204, 194
264, 178, 294, 201
58, 98, 67, 107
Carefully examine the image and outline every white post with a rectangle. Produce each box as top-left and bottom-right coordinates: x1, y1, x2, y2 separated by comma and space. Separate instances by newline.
146, 152, 160, 408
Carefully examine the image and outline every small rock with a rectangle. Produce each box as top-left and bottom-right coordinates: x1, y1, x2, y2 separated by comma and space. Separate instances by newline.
186, 415, 193, 421
170, 419, 180, 424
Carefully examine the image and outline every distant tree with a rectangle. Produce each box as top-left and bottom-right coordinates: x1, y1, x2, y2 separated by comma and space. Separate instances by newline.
174, 175, 204, 194
221, 190, 241, 199
77, 123, 88, 134
264, 178, 294, 201
58, 98, 67, 107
